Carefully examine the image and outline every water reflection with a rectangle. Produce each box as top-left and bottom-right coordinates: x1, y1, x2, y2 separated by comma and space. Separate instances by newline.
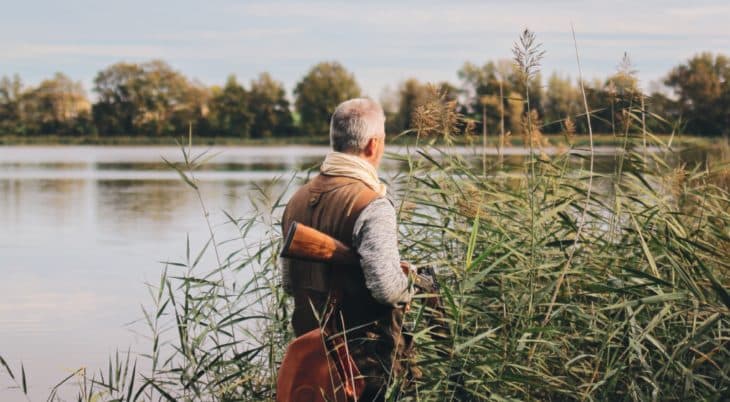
0, 146, 324, 401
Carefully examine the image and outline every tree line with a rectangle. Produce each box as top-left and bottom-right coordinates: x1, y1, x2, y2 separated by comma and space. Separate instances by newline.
0, 53, 728, 139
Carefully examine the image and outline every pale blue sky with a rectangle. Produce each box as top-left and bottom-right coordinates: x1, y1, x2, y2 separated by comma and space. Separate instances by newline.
2, 0, 729, 98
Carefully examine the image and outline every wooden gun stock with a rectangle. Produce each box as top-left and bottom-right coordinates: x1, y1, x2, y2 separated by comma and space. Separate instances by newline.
281, 221, 438, 292
280, 222, 359, 266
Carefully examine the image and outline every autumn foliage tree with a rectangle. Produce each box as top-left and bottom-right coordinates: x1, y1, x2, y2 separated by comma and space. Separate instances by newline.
0, 73, 92, 136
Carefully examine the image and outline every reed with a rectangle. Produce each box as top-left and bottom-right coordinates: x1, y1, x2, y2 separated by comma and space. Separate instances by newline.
1, 29, 728, 401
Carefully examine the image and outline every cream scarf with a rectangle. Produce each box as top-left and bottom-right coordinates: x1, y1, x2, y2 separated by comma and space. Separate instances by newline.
320, 152, 387, 196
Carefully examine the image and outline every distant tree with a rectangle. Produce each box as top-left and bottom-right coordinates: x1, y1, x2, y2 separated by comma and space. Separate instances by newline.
459, 61, 503, 114
390, 78, 433, 134
207, 75, 252, 138
542, 73, 580, 133
646, 90, 680, 134
437, 81, 461, 103
604, 68, 642, 134
21, 73, 91, 135
249, 73, 293, 138
459, 60, 541, 138
92, 62, 145, 135
582, 78, 613, 134
508, 91, 524, 136
294, 62, 361, 135
172, 81, 210, 136
665, 52, 730, 136
386, 79, 460, 134
0, 75, 23, 134
510, 71, 544, 118
135, 60, 201, 136
93, 60, 200, 136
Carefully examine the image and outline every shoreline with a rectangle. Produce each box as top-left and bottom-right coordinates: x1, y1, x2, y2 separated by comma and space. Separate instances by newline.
0, 134, 721, 148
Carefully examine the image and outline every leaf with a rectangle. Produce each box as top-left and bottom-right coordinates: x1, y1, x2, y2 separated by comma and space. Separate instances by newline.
147, 378, 176, 401
602, 292, 687, 310
630, 212, 660, 278
21, 363, 27, 394
47, 368, 84, 402
126, 360, 137, 402
0, 354, 15, 380
454, 327, 500, 353
162, 156, 198, 190
465, 209, 481, 271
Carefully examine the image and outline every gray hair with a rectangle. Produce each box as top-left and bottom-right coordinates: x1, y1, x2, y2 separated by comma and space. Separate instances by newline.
329, 98, 385, 153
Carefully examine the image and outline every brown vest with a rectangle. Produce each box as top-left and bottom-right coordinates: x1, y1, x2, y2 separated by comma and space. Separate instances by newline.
281, 174, 387, 336
282, 174, 415, 399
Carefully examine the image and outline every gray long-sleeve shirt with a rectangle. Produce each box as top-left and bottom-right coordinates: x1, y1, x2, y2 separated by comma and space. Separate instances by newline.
352, 197, 412, 306
281, 197, 412, 307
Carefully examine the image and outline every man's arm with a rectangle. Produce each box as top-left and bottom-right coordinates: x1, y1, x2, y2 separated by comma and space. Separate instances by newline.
352, 197, 412, 306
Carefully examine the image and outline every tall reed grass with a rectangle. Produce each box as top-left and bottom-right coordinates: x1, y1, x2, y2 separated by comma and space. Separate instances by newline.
1, 29, 728, 401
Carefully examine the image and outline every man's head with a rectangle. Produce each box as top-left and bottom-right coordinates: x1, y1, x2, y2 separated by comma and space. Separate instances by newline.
329, 98, 386, 168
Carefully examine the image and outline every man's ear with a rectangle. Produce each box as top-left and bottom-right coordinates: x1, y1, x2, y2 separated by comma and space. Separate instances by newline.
363, 137, 378, 157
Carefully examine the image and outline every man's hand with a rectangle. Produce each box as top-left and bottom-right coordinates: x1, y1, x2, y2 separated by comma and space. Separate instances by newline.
400, 261, 415, 311
400, 261, 412, 276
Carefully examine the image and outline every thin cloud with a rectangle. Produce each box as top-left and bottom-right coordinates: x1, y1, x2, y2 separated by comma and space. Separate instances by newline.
4, 44, 168, 60
667, 4, 730, 18
2, 0, 729, 97
150, 27, 306, 42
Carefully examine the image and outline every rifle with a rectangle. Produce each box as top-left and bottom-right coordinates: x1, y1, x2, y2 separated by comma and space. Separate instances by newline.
281, 221, 437, 292
281, 222, 449, 340
281, 221, 459, 394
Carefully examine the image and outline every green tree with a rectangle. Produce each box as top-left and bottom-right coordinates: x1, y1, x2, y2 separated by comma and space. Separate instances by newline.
92, 62, 144, 135
135, 60, 201, 136
582, 78, 613, 134
665, 52, 730, 136
0, 75, 23, 134
459, 60, 539, 138
294, 61, 361, 135
207, 75, 252, 138
93, 60, 200, 136
604, 68, 641, 134
389, 78, 433, 134
542, 73, 580, 133
249, 73, 293, 138
386, 79, 460, 134
171, 81, 210, 137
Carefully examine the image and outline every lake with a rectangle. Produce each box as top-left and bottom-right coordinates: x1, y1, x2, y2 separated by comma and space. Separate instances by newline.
0, 146, 331, 401
0, 143, 724, 401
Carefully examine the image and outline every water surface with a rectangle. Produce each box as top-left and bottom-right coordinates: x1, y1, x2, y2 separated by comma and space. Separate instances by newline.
0, 146, 326, 401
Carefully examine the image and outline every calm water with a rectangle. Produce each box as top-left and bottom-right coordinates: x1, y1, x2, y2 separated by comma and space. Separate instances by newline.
0, 143, 723, 400
0, 146, 330, 401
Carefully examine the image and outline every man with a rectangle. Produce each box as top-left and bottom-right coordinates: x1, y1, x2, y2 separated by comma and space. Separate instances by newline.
280, 98, 413, 401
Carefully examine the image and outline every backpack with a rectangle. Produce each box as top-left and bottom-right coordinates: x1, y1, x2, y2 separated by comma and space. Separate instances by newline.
276, 300, 365, 402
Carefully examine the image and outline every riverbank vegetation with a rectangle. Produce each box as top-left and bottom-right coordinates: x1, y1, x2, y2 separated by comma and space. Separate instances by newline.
1, 51, 730, 143
1, 30, 728, 401
0, 132, 723, 149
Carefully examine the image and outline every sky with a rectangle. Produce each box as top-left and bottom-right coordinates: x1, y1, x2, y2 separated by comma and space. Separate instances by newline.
2, 0, 729, 99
